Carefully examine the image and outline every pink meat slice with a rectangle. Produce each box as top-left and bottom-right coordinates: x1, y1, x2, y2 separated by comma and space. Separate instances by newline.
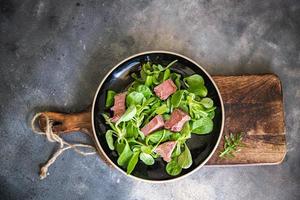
155, 141, 177, 162
165, 109, 191, 132
154, 79, 177, 100
110, 92, 127, 122
141, 115, 164, 136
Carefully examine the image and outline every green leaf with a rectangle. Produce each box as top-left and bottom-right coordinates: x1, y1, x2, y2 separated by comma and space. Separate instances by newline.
163, 69, 171, 81
131, 73, 144, 83
152, 73, 160, 85
181, 122, 191, 139
200, 97, 214, 108
155, 104, 168, 115
136, 85, 153, 98
145, 76, 153, 87
116, 141, 125, 156
141, 146, 152, 154
163, 114, 171, 121
126, 122, 138, 138
172, 143, 181, 157
140, 152, 155, 165
127, 151, 140, 174
207, 110, 215, 119
142, 62, 152, 74
105, 90, 116, 108
170, 132, 181, 140
184, 74, 207, 97
105, 130, 115, 150
171, 73, 181, 89
171, 90, 185, 108
178, 103, 189, 113
156, 64, 164, 71
117, 141, 133, 167
140, 68, 147, 80
117, 106, 137, 124
102, 113, 118, 132
178, 143, 192, 169
145, 130, 173, 145
166, 159, 182, 176
126, 92, 145, 107
188, 85, 208, 97
191, 117, 213, 134
184, 74, 204, 86
138, 129, 145, 140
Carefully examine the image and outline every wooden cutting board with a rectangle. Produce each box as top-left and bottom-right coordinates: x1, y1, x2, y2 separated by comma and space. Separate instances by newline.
36, 74, 287, 166
207, 74, 286, 166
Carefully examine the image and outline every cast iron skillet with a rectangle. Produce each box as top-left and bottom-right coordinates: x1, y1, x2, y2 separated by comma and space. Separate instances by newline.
37, 51, 224, 183
92, 51, 224, 182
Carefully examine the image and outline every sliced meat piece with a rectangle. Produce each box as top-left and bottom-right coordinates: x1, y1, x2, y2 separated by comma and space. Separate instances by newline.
141, 115, 164, 136
165, 109, 191, 132
154, 79, 177, 100
110, 92, 127, 122
155, 141, 177, 162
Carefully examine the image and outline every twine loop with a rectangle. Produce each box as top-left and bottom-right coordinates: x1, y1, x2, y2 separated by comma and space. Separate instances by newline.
31, 113, 96, 180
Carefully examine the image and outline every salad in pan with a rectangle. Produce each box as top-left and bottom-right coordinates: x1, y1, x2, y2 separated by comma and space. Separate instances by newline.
102, 60, 215, 176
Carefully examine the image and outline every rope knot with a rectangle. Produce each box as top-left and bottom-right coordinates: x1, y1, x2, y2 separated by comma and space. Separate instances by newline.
31, 113, 96, 180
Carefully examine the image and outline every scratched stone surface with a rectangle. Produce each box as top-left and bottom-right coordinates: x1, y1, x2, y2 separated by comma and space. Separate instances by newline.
0, 0, 299, 199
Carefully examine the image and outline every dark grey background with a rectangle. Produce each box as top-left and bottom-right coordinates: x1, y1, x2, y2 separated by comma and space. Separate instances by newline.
0, 0, 299, 199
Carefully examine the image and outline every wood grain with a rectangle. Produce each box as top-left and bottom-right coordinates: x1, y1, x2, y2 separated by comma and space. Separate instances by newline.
207, 74, 286, 165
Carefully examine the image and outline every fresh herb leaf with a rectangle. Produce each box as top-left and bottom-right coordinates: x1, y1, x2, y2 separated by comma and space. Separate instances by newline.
145, 130, 173, 145
117, 141, 133, 167
184, 74, 204, 86
105, 130, 115, 150
184, 74, 207, 97
200, 97, 214, 109
136, 85, 153, 98
191, 117, 213, 134
126, 92, 145, 107
140, 152, 155, 165
178, 143, 192, 169
141, 146, 152, 154
166, 158, 182, 176
126, 122, 139, 138
171, 73, 181, 89
127, 151, 140, 174
219, 132, 245, 158
145, 76, 153, 87
163, 68, 171, 81
102, 113, 119, 132
172, 142, 182, 157
116, 141, 126, 156
171, 90, 185, 108
105, 90, 116, 108
155, 104, 169, 115
188, 85, 208, 97
180, 122, 191, 140
117, 106, 137, 124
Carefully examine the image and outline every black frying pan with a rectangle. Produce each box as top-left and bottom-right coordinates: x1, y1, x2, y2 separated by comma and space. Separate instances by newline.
37, 51, 224, 182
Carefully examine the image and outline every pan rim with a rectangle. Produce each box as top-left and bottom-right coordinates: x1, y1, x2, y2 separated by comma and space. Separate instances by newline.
91, 50, 225, 183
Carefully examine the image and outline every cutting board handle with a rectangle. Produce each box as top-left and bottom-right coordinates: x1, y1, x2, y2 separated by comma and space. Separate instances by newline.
36, 109, 93, 137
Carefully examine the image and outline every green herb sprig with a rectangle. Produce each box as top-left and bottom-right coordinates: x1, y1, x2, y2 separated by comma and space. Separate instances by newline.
219, 132, 245, 158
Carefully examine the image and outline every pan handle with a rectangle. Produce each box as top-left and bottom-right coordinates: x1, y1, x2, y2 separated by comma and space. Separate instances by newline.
36, 109, 93, 137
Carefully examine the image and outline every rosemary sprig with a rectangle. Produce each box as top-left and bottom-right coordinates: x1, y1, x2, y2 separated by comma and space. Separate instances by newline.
219, 132, 245, 158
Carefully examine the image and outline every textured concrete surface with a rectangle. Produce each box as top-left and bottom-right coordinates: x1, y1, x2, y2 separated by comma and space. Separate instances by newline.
0, 0, 300, 199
